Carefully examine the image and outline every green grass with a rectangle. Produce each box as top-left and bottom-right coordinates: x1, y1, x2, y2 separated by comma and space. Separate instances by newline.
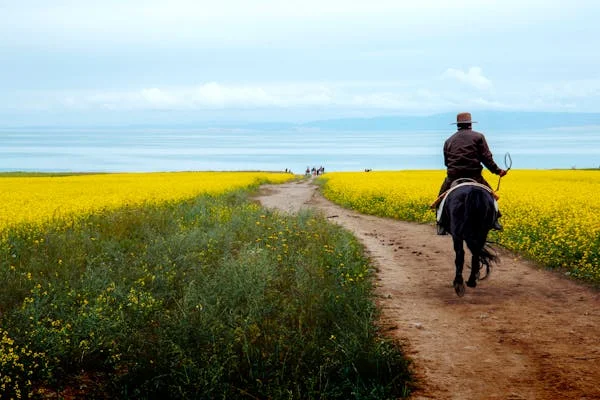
0, 190, 412, 399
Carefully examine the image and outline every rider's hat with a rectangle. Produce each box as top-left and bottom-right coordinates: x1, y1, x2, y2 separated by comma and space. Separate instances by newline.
451, 112, 477, 124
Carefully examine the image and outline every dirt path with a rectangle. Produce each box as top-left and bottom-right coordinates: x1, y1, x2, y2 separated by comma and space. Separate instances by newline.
255, 179, 600, 400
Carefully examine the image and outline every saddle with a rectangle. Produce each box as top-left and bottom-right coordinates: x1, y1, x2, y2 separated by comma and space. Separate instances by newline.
431, 179, 499, 224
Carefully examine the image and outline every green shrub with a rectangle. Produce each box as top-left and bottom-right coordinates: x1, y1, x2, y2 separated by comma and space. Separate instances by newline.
0, 191, 411, 399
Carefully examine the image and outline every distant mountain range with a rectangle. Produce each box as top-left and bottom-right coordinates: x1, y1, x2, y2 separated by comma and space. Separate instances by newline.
221, 111, 600, 131
294, 111, 600, 131
3, 111, 600, 131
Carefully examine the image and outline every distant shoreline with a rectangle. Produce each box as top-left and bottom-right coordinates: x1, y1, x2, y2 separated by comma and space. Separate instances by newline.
3, 168, 599, 178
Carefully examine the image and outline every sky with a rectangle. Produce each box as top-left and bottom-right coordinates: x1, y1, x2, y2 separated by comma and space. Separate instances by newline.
1, 0, 600, 125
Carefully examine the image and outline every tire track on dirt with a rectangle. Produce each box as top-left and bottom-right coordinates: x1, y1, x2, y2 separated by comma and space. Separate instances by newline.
255, 179, 600, 400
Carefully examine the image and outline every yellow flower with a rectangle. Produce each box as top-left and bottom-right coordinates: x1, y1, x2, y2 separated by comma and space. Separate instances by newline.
320, 170, 600, 281
0, 172, 293, 231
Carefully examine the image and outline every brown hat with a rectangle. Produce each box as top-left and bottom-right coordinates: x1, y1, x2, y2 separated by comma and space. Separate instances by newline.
451, 112, 477, 124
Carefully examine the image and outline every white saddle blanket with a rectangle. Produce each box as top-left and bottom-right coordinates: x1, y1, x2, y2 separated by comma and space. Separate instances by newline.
436, 182, 499, 222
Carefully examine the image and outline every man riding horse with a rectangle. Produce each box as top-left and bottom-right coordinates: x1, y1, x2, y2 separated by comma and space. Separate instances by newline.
437, 112, 507, 235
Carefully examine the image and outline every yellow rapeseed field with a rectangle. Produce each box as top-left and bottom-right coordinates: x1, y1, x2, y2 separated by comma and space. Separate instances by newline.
320, 170, 600, 283
0, 172, 292, 231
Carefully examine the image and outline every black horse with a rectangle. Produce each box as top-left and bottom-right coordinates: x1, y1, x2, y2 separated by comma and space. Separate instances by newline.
439, 182, 498, 296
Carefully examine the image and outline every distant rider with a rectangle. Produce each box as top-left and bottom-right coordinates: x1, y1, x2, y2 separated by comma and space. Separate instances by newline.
437, 112, 507, 234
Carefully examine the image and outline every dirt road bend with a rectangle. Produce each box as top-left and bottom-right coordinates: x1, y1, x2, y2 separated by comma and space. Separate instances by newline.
255, 179, 600, 400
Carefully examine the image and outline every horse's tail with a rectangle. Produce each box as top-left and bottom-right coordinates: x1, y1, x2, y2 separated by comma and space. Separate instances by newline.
480, 243, 498, 266
463, 188, 490, 233
464, 188, 498, 265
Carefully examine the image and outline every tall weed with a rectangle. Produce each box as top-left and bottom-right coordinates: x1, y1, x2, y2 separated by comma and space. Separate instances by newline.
0, 191, 411, 399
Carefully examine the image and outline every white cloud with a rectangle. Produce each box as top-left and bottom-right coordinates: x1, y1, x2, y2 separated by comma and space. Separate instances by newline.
349, 93, 409, 109
51, 83, 337, 110
539, 80, 600, 99
443, 67, 493, 91
6, 75, 600, 119
140, 88, 180, 107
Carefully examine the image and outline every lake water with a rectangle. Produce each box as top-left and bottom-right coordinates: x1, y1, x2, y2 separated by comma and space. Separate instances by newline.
1, 126, 599, 173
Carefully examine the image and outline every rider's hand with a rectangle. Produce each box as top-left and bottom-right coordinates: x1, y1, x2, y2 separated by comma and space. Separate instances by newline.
498, 169, 507, 177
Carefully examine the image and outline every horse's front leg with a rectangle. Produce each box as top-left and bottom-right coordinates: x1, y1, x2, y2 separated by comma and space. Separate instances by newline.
452, 235, 465, 296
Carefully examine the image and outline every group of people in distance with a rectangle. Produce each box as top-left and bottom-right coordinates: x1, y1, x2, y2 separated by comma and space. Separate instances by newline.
305, 166, 325, 176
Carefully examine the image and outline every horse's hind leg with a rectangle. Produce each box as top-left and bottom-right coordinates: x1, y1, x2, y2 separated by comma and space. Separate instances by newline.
467, 251, 479, 288
452, 236, 466, 296
466, 240, 482, 288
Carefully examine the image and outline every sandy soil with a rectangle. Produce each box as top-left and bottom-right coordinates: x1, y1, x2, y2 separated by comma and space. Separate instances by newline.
254, 178, 600, 400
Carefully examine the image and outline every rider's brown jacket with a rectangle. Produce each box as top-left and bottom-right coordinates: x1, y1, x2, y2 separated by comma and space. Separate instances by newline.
443, 129, 501, 178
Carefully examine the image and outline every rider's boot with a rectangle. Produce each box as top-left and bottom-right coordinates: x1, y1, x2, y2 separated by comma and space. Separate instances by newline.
437, 223, 447, 235
435, 205, 448, 235
492, 219, 503, 231
492, 210, 503, 231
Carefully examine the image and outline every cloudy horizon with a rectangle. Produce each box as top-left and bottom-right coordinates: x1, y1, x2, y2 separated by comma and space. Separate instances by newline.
2, 0, 599, 125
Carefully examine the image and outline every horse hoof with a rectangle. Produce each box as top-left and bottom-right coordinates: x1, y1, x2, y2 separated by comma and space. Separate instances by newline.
467, 279, 477, 288
454, 282, 465, 297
